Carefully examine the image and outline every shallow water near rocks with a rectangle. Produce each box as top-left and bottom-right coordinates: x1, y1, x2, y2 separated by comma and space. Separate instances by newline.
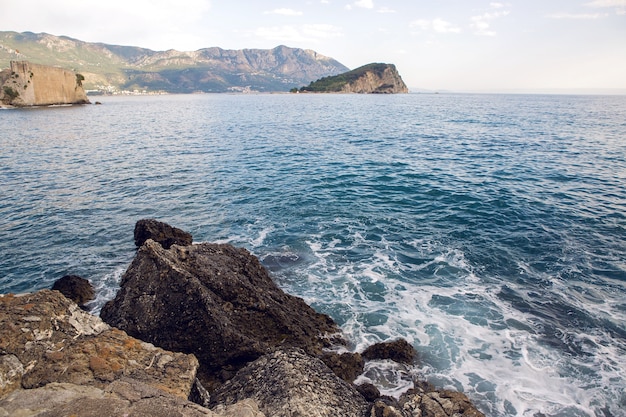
1, 93, 625, 416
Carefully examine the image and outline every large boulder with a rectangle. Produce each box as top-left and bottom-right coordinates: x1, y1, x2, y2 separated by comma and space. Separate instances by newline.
211, 348, 370, 417
0, 290, 197, 399
134, 218, 193, 249
100, 239, 343, 389
51, 274, 95, 307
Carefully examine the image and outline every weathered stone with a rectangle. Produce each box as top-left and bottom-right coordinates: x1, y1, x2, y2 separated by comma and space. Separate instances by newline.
211, 348, 369, 417
0, 379, 265, 417
212, 398, 266, 417
370, 399, 404, 417
362, 339, 417, 364
0, 290, 198, 399
0, 61, 89, 107
321, 351, 364, 382
134, 218, 193, 249
100, 239, 343, 389
0, 354, 23, 398
398, 387, 485, 417
51, 275, 95, 307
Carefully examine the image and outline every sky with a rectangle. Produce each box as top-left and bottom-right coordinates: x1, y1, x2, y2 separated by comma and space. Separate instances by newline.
1, 0, 625, 92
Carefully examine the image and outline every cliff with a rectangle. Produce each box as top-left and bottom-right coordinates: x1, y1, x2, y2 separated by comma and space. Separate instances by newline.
297, 63, 409, 94
0, 31, 350, 93
0, 60, 89, 107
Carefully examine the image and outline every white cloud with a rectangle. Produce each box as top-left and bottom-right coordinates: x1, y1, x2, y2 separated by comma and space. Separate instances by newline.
346, 0, 373, 10
254, 24, 343, 44
585, 0, 625, 7
264, 8, 303, 16
355, 0, 374, 8
547, 12, 608, 19
585, 0, 626, 14
470, 4, 510, 36
0, 0, 213, 50
410, 18, 461, 34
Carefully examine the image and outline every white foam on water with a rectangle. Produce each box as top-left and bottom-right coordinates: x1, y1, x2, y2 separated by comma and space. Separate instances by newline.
294, 234, 626, 417
88, 265, 127, 315
250, 225, 274, 248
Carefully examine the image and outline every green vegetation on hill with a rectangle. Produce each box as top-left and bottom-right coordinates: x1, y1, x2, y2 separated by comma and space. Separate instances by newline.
294, 63, 390, 92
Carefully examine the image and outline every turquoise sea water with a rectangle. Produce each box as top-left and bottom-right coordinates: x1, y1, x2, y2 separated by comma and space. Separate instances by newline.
1, 93, 625, 416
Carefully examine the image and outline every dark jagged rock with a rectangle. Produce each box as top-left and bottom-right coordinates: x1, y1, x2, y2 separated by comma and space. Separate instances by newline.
210, 348, 369, 417
100, 239, 343, 389
356, 383, 381, 402
134, 218, 193, 249
321, 351, 364, 382
362, 339, 417, 364
51, 274, 95, 307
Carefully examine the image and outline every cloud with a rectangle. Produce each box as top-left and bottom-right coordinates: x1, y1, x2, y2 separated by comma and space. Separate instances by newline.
585, 0, 624, 7
0, 0, 213, 50
470, 4, 510, 36
547, 12, 608, 19
264, 8, 303, 16
346, 0, 374, 10
410, 18, 462, 34
377, 7, 396, 13
585, 0, 626, 14
254, 24, 343, 44
355, 0, 374, 8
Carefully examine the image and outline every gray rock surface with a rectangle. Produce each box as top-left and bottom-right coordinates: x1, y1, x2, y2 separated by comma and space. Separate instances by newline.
0, 379, 265, 417
134, 218, 194, 249
211, 348, 369, 417
100, 239, 343, 389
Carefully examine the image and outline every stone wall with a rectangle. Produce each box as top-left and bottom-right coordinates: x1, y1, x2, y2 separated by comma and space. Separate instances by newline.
0, 60, 89, 107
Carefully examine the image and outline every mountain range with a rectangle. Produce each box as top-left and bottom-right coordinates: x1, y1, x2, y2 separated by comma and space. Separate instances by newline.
0, 31, 350, 93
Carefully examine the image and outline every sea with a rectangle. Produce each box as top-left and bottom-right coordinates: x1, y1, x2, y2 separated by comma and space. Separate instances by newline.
1, 93, 625, 417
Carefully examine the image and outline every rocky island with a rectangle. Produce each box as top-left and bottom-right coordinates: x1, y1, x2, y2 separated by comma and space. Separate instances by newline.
294, 63, 409, 94
0, 60, 90, 107
0, 220, 483, 416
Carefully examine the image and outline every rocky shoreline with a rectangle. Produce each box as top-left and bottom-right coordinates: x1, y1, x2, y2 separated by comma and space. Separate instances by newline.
0, 220, 484, 417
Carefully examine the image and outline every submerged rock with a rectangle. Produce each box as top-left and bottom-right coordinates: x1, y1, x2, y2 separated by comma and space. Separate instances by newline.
100, 239, 343, 389
211, 348, 369, 417
134, 218, 193, 249
51, 274, 95, 307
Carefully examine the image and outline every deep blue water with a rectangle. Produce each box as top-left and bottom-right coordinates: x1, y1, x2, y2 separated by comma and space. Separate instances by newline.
1, 93, 625, 416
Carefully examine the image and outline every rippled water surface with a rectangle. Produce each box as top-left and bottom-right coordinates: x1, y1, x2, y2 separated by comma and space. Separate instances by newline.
1, 93, 625, 416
